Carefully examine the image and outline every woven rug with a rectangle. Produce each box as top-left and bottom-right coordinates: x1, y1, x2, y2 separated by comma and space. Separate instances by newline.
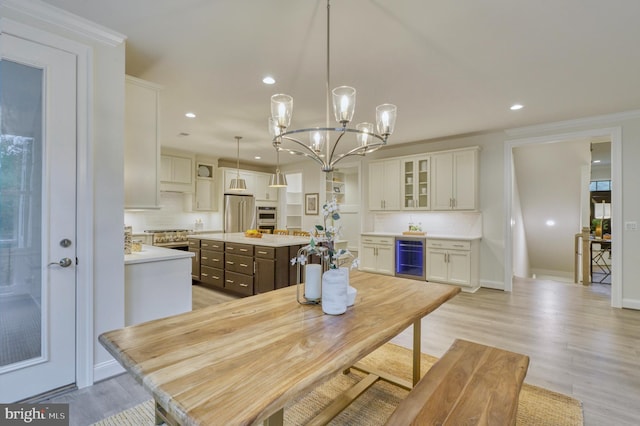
93, 342, 583, 425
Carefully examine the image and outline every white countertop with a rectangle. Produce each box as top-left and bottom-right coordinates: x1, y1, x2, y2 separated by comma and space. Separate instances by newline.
193, 232, 312, 247
125, 244, 194, 265
361, 232, 481, 241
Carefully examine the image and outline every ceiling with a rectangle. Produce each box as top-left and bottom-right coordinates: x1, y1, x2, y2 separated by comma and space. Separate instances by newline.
41, 0, 640, 167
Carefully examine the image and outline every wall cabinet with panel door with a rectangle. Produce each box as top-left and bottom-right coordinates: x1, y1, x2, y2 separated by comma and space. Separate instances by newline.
431, 147, 479, 211
401, 155, 430, 210
359, 235, 395, 275
254, 173, 279, 201
160, 153, 193, 192
368, 159, 400, 210
124, 76, 162, 209
426, 239, 479, 291
194, 163, 217, 211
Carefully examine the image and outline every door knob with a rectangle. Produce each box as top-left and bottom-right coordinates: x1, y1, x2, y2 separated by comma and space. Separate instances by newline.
48, 257, 73, 267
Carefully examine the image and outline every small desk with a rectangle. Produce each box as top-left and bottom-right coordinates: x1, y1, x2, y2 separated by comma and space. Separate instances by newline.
99, 271, 459, 425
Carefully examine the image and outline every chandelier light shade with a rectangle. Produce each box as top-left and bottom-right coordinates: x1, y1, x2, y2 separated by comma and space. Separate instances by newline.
269, 0, 397, 172
228, 136, 247, 191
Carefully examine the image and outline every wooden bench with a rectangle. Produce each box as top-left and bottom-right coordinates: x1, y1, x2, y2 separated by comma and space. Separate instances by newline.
385, 339, 530, 426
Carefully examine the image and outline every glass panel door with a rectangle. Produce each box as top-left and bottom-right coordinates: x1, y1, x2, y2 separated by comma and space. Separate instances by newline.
0, 32, 77, 402
0, 59, 44, 368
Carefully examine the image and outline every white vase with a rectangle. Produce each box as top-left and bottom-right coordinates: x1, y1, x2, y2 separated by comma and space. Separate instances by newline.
321, 269, 348, 315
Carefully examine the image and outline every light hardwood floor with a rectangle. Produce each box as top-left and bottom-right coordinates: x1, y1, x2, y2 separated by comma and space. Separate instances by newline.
44, 278, 639, 426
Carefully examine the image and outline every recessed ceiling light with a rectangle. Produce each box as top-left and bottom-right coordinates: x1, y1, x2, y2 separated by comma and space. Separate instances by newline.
263, 76, 275, 85
593, 160, 601, 164
510, 104, 524, 111
185, 112, 196, 118
546, 220, 555, 227
254, 156, 261, 160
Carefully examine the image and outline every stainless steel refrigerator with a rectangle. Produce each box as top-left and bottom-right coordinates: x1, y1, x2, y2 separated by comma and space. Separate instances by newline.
224, 194, 256, 233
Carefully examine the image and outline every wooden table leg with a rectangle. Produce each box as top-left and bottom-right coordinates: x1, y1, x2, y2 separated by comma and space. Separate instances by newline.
413, 319, 421, 386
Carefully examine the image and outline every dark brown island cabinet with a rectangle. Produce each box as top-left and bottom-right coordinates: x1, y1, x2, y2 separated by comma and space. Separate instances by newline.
189, 237, 302, 297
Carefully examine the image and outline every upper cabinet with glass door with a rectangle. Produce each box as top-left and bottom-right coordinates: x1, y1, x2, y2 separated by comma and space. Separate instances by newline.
401, 155, 430, 210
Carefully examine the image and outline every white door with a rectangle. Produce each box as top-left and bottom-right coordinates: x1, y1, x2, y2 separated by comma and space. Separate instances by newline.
426, 248, 448, 282
452, 150, 477, 210
431, 152, 454, 210
448, 250, 471, 286
0, 34, 77, 402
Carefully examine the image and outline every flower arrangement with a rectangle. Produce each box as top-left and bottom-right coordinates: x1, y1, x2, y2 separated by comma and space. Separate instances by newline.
291, 198, 358, 270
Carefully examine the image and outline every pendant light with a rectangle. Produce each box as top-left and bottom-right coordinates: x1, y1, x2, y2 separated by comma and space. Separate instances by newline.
269, 147, 288, 187
228, 136, 247, 191
268, 118, 288, 187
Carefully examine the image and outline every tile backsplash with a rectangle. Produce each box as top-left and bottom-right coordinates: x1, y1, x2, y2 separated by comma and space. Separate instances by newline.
124, 192, 223, 232
373, 211, 482, 237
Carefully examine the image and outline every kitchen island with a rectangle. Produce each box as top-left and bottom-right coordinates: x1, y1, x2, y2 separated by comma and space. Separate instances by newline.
124, 245, 194, 325
189, 232, 313, 296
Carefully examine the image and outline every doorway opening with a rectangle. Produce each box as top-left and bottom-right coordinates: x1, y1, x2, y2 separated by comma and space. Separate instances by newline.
505, 127, 622, 308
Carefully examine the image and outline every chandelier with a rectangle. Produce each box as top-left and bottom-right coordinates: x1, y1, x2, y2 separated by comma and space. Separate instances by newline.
269, 0, 397, 172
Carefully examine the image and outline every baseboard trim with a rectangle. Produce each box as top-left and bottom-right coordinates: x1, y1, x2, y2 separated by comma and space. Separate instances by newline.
622, 298, 640, 310
480, 279, 504, 290
93, 359, 125, 382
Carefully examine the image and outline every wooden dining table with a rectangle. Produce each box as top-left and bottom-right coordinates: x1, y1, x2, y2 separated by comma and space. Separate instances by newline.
99, 271, 460, 426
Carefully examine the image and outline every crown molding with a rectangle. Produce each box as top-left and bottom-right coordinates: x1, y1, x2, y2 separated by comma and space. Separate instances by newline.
505, 109, 640, 138
0, 0, 126, 46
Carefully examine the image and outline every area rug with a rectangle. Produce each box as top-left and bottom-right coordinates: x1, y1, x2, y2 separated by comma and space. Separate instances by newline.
93, 343, 583, 425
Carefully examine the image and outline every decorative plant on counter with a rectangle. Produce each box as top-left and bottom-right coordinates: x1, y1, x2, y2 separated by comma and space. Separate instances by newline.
291, 198, 358, 270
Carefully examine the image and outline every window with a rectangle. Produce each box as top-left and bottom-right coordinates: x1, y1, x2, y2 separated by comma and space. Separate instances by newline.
589, 180, 611, 191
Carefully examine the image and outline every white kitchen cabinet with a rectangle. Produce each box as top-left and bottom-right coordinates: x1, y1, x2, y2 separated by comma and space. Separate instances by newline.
368, 159, 400, 210
431, 147, 479, 211
359, 235, 395, 275
160, 154, 193, 192
254, 173, 279, 201
401, 155, 430, 210
194, 163, 218, 211
426, 239, 479, 291
124, 76, 162, 209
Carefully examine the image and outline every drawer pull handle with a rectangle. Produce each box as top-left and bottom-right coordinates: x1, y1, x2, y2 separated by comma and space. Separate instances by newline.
201, 273, 208, 277
213, 258, 220, 261
227, 247, 234, 251
240, 263, 248, 267
226, 261, 234, 265
226, 279, 234, 284
240, 248, 248, 252
240, 283, 248, 287
201, 256, 208, 260
258, 251, 267, 254
453, 244, 464, 248
212, 275, 219, 280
